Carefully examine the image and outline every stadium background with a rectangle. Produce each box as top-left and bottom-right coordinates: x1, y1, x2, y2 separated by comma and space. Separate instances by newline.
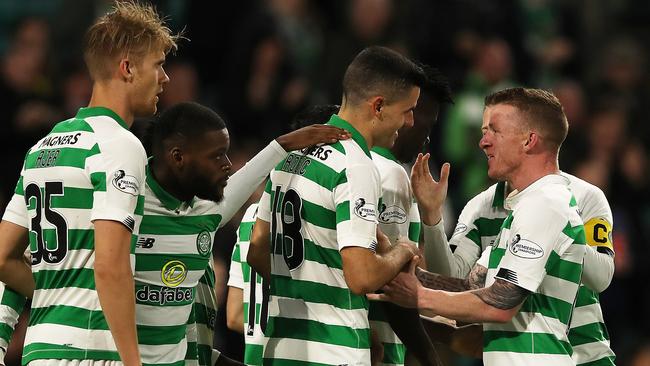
0, 0, 649, 365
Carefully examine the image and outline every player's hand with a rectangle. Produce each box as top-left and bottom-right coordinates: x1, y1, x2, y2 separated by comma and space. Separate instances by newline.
368, 256, 421, 308
410, 153, 450, 226
275, 124, 351, 151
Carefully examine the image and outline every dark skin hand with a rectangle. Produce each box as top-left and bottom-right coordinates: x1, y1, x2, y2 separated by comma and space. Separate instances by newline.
275, 124, 351, 151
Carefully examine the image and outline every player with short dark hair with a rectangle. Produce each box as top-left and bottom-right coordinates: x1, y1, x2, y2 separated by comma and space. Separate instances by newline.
247, 46, 425, 365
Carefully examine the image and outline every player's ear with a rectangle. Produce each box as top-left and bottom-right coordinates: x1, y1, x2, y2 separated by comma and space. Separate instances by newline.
170, 147, 183, 166
524, 131, 538, 151
371, 96, 384, 119
119, 58, 134, 82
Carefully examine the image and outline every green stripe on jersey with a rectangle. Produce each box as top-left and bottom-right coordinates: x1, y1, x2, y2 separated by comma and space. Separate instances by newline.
29, 305, 108, 330
267, 316, 370, 349
271, 275, 367, 310
22, 343, 120, 363
139, 214, 222, 235
484, 330, 572, 355
33, 268, 95, 290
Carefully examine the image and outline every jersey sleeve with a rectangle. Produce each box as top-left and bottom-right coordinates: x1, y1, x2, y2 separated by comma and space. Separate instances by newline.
216, 140, 286, 227
494, 198, 568, 292
87, 134, 146, 232
578, 187, 615, 292
408, 200, 421, 242
2, 187, 28, 228
476, 245, 492, 269
228, 243, 244, 289
447, 193, 488, 278
256, 180, 272, 223
2, 162, 28, 228
377, 164, 414, 241
334, 163, 381, 251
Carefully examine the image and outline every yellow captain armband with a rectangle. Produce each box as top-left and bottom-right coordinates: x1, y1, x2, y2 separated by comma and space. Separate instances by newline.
584, 217, 614, 252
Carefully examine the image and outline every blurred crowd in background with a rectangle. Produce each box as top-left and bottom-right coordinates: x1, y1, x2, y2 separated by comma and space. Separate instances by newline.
1, 0, 649, 365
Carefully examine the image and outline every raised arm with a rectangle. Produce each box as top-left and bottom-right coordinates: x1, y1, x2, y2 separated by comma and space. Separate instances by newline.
218, 125, 350, 225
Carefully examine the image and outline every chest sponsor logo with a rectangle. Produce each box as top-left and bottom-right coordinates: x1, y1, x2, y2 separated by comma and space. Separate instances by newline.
354, 198, 377, 221
112, 170, 140, 196
508, 234, 544, 259
136, 285, 193, 305
161, 260, 187, 287
378, 204, 407, 224
196, 230, 212, 257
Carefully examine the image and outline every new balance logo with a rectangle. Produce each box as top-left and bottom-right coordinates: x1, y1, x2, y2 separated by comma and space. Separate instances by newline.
136, 237, 156, 248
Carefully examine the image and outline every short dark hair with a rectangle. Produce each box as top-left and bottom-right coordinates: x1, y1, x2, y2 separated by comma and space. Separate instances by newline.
290, 104, 341, 131
420, 64, 453, 105
485, 87, 568, 151
152, 102, 226, 153
342, 46, 425, 105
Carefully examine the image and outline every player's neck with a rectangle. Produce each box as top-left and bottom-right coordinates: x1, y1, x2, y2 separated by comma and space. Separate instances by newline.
337, 107, 375, 148
88, 82, 134, 127
150, 158, 194, 203
508, 155, 560, 191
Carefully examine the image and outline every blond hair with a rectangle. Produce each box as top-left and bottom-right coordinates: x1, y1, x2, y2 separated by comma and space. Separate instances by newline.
83, 0, 182, 80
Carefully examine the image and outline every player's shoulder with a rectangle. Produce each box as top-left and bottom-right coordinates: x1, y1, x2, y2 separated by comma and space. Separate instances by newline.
562, 172, 612, 222
242, 203, 259, 222
466, 182, 502, 211
371, 151, 408, 180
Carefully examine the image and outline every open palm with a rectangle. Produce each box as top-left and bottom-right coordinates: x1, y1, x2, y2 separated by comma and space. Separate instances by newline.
410, 153, 450, 225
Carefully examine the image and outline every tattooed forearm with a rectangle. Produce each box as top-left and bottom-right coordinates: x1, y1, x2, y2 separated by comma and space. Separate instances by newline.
472, 279, 530, 310
415, 267, 469, 292
466, 264, 487, 290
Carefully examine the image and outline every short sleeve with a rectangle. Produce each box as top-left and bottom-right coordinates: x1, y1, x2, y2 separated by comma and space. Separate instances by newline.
2, 169, 28, 228
581, 189, 614, 253
228, 243, 244, 289
334, 163, 381, 251
408, 200, 421, 242
256, 180, 272, 223
2, 191, 28, 228
87, 134, 146, 232
476, 245, 492, 268
495, 200, 566, 292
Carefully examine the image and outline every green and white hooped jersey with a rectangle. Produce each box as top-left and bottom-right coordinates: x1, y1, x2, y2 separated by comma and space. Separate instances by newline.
136, 140, 287, 366
134, 167, 222, 366
2, 107, 147, 364
257, 115, 381, 366
452, 172, 615, 365
185, 257, 217, 366
227, 203, 266, 366
477, 174, 586, 365
369, 147, 421, 366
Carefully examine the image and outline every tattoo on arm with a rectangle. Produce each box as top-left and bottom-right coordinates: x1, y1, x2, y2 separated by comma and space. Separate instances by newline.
472, 279, 530, 310
415, 267, 470, 292
466, 264, 487, 290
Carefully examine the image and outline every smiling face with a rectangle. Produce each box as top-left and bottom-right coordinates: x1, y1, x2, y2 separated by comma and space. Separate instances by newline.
373, 86, 420, 148
179, 128, 232, 203
129, 49, 169, 117
479, 103, 529, 181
